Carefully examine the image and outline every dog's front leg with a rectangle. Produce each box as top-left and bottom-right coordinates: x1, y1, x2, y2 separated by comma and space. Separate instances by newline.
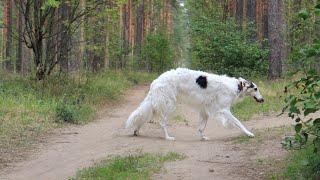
223, 110, 255, 137
198, 110, 209, 141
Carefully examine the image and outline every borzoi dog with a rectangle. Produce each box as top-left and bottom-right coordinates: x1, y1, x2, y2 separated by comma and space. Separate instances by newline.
126, 68, 264, 141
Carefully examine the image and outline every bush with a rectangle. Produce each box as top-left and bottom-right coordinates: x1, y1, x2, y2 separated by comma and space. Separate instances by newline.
134, 32, 174, 73
55, 100, 79, 123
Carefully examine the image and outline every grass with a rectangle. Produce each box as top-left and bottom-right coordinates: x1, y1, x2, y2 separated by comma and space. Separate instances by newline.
232, 78, 292, 120
0, 71, 157, 163
72, 152, 186, 180
171, 113, 189, 125
270, 145, 320, 180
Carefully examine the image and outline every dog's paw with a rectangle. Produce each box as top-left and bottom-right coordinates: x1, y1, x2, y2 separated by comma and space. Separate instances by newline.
165, 136, 175, 141
247, 132, 255, 137
201, 136, 210, 141
133, 130, 139, 136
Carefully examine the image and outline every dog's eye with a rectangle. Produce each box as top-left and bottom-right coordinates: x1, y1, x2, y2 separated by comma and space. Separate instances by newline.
254, 88, 257, 91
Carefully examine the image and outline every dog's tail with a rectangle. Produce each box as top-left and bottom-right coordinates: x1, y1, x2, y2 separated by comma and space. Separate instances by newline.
125, 93, 154, 129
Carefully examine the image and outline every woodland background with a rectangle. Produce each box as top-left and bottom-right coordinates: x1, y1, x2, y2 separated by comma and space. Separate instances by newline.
0, 0, 318, 80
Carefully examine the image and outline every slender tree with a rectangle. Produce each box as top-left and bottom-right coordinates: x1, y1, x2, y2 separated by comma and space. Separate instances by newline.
5, 0, 13, 71
247, 0, 256, 41
268, 0, 285, 80
235, 0, 243, 30
16, 1, 22, 72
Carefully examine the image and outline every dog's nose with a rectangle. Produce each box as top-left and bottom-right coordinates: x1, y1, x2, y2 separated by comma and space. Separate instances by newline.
260, 99, 264, 103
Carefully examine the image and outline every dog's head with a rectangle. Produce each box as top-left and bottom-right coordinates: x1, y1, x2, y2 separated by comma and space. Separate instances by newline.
238, 78, 264, 103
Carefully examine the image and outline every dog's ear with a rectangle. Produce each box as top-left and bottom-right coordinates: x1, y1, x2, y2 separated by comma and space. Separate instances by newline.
238, 81, 244, 92
238, 78, 245, 92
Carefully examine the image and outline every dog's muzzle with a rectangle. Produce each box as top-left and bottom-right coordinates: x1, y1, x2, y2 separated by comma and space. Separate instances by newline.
254, 96, 264, 103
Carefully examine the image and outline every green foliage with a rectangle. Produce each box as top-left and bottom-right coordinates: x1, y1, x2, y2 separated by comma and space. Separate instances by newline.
186, 0, 268, 77
41, 0, 60, 10
73, 152, 185, 179
282, 74, 320, 152
55, 97, 92, 124
135, 33, 174, 73
279, 145, 320, 179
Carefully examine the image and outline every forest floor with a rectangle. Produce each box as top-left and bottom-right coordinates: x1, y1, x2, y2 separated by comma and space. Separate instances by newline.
0, 85, 310, 180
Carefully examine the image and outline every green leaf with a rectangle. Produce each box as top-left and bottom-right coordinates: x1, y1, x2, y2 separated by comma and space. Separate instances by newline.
304, 101, 316, 109
295, 133, 303, 142
304, 108, 317, 116
298, 9, 312, 20
295, 123, 302, 133
290, 106, 300, 114
314, 118, 320, 125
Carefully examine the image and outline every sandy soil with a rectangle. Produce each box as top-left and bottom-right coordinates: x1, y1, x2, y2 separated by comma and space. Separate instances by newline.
0, 85, 304, 180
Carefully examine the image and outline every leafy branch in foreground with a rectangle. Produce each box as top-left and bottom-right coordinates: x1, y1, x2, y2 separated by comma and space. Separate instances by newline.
282, 74, 320, 152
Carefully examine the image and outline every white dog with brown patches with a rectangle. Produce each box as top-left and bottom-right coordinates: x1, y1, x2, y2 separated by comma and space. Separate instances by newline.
126, 68, 264, 141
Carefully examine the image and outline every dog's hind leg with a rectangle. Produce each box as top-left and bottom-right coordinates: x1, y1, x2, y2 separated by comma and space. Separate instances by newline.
133, 126, 141, 136
198, 110, 209, 140
160, 114, 175, 141
222, 110, 255, 137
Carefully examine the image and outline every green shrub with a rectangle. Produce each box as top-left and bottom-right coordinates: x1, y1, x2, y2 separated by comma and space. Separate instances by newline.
56, 101, 76, 123
279, 145, 320, 179
135, 32, 174, 73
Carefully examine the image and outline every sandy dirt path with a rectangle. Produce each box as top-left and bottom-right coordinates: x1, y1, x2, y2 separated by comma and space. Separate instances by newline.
0, 85, 300, 180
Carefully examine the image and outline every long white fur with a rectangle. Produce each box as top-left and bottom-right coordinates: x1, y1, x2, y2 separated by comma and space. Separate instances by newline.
126, 68, 264, 141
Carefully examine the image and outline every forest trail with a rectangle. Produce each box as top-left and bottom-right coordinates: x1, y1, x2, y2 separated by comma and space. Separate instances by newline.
0, 85, 303, 180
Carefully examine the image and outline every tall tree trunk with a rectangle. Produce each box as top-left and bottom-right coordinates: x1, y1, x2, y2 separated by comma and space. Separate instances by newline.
16, 3, 22, 73
256, 0, 262, 40
247, 0, 256, 41
34, 1, 45, 80
223, 0, 228, 22
165, 0, 171, 36
262, 0, 268, 40
59, 3, 70, 73
150, 0, 154, 31
268, 0, 283, 80
5, 0, 13, 71
236, 0, 243, 30
278, 0, 287, 72
78, 0, 85, 72
135, 0, 144, 55
159, 0, 163, 27
123, 4, 129, 68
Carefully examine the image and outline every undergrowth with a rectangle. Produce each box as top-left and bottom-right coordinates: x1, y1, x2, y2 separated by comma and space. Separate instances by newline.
271, 144, 320, 179
0, 71, 156, 161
